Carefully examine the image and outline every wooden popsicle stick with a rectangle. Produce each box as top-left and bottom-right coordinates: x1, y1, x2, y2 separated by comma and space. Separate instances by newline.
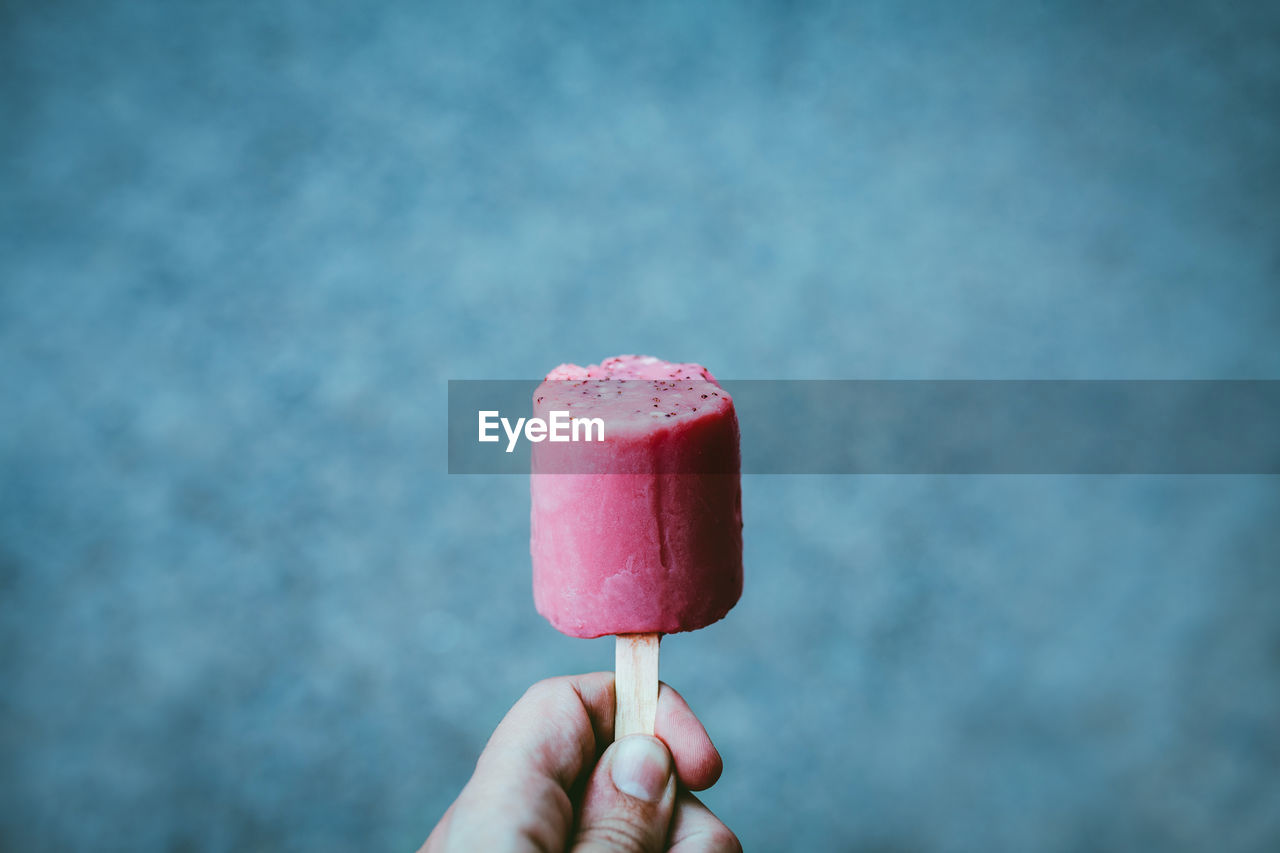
614, 633, 661, 739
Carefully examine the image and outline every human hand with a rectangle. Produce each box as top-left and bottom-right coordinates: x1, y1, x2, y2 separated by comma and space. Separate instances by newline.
420, 672, 740, 852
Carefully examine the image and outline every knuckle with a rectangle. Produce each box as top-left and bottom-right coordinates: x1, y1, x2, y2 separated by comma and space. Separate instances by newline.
721, 833, 744, 853
703, 826, 743, 853
575, 815, 653, 853
522, 676, 567, 703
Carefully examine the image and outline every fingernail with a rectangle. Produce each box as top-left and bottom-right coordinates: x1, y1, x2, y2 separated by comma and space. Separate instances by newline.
610, 736, 672, 803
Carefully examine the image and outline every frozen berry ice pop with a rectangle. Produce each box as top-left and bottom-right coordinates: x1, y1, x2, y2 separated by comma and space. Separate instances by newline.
530, 355, 742, 736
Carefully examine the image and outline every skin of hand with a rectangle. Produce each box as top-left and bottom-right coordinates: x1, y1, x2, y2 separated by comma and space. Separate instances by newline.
421, 672, 740, 853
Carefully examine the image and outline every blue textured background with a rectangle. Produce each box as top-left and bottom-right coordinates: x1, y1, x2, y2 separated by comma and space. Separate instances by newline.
3, 1, 1278, 850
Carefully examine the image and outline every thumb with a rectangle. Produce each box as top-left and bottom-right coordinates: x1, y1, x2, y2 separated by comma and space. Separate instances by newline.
571, 735, 677, 853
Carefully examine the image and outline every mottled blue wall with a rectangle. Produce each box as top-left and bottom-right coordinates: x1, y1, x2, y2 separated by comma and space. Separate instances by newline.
2, 1, 1278, 850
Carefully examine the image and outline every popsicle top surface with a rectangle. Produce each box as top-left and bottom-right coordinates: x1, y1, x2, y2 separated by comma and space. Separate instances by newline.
530, 355, 743, 637
534, 355, 734, 457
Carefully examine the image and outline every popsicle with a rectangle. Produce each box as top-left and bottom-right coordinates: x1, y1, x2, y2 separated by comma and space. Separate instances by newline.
530, 354, 743, 737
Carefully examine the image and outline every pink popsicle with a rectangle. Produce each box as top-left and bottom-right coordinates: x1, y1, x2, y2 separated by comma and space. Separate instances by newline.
530, 355, 743, 639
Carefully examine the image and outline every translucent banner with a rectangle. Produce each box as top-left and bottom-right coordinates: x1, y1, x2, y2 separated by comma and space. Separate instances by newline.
447, 380, 1280, 474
